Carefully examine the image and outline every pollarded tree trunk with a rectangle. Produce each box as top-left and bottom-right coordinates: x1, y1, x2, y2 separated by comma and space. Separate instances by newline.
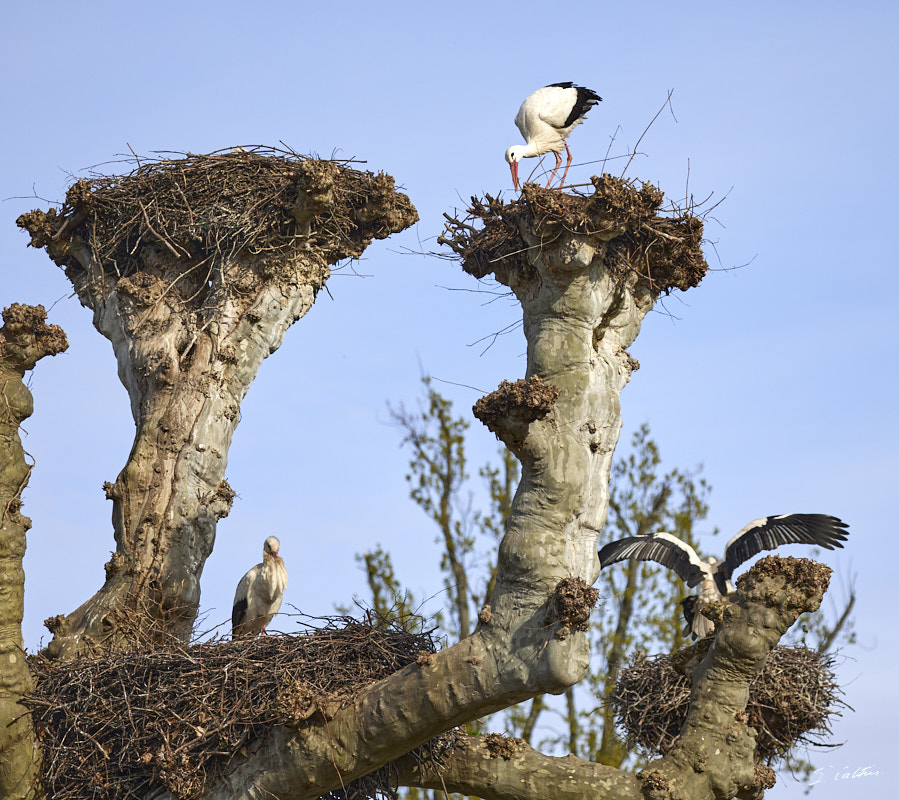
0, 304, 68, 799
17, 150, 417, 657
457, 179, 708, 700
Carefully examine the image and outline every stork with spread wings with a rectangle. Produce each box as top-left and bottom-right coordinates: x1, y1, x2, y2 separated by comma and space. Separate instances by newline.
599, 514, 849, 638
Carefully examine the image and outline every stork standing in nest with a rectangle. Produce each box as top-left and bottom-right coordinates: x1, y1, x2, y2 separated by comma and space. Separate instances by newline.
505, 82, 602, 191
232, 536, 288, 638
599, 514, 849, 638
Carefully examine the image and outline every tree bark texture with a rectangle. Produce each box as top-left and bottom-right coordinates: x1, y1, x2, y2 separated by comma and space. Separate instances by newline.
17, 153, 417, 656
0, 304, 68, 799
395, 733, 641, 800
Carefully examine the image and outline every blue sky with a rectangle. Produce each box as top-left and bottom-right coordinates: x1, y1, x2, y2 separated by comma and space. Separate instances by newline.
2, 2, 896, 796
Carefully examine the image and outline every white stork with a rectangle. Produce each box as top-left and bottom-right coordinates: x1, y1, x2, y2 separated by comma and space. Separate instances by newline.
232, 535, 288, 638
598, 514, 849, 639
505, 82, 602, 191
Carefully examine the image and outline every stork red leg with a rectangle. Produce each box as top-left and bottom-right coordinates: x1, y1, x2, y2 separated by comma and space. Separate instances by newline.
558, 141, 574, 190
545, 151, 563, 189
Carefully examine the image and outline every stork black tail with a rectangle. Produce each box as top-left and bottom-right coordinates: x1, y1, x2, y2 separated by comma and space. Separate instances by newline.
549, 82, 603, 127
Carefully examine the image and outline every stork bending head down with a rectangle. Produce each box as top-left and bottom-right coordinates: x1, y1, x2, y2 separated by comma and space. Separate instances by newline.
232, 535, 288, 638
598, 514, 849, 639
505, 82, 602, 191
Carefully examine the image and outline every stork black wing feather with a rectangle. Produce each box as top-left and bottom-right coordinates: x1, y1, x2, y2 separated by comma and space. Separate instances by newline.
599, 533, 708, 587
721, 513, 849, 581
231, 597, 248, 635
546, 81, 603, 128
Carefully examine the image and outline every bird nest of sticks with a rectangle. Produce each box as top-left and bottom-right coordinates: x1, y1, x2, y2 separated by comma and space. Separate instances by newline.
610, 644, 846, 763
26, 615, 450, 800
17, 146, 418, 293
438, 175, 707, 296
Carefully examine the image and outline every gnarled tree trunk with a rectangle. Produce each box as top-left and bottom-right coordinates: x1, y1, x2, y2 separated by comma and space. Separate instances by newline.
18, 151, 418, 657
0, 304, 68, 799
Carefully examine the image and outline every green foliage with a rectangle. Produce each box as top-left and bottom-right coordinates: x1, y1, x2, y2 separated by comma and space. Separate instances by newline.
356, 379, 714, 765
388, 378, 477, 640
345, 377, 519, 648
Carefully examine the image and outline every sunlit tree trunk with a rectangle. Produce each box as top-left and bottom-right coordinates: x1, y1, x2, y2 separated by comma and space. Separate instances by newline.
0, 304, 68, 799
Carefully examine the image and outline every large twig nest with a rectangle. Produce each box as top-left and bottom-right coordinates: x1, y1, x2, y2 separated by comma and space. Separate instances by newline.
610, 644, 846, 763
27, 615, 448, 800
438, 175, 707, 295
17, 146, 418, 299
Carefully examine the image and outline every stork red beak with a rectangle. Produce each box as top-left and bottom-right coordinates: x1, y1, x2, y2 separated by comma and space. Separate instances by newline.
510, 160, 520, 191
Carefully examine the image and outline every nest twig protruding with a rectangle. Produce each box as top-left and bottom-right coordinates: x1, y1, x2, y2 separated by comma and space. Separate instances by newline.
472, 375, 560, 445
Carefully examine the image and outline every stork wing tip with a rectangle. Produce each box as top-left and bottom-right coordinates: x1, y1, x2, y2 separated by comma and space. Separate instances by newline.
232, 597, 248, 635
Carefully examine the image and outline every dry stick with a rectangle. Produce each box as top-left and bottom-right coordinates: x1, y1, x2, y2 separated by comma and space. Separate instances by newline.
137, 200, 184, 259
620, 89, 676, 178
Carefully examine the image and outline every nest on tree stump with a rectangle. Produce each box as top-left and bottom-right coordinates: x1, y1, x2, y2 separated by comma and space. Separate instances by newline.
17, 145, 418, 289
26, 615, 452, 800
610, 644, 846, 763
438, 176, 707, 295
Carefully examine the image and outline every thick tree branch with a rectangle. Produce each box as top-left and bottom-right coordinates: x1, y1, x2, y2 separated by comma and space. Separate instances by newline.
392, 557, 831, 800
0, 303, 68, 800
395, 733, 641, 800
642, 556, 832, 800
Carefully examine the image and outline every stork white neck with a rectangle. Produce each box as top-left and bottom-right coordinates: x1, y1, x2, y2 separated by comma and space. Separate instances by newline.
505, 143, 542, 164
